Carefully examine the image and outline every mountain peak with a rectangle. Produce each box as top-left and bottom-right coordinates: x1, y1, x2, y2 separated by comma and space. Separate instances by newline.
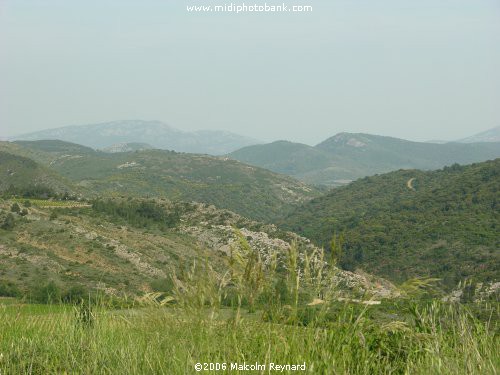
457, 126, 500, 143
329, 133, 368, 147
317, 132, 372, 148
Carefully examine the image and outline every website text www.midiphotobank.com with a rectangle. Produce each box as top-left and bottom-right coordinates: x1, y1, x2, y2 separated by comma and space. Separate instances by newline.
186, 3, 313, 13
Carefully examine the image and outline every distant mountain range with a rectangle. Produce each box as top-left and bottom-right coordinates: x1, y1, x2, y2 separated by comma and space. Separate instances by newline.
9, 122, 500, 185
229, 130, 500, 186
10, 120, 261, 155
457, 125, 500, 143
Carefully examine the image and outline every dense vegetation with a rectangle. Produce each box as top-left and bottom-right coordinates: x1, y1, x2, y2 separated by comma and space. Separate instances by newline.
0, 150, 75, 195
0, 140, 320, 222
229, 133, 500, 185
281, 160, 500, 287
91, 199, 182, 230
0, 236, 498, 374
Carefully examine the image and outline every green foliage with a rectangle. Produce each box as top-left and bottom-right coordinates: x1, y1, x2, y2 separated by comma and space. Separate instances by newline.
31, 281, 62, 304
0, 150, 75, 196
92, 199, 180, 229
149, 278, 175, 293
62, 285, 89, 303
0, 299, 497, 374
229, 230, 268, 314
0, 280, 20, 297
6, 184, 58, 199
1, 213, 15, 230
10, 203, 20, 213
75, 300, 95, 327
329, 232, 344, 266
282, 159, 500, 287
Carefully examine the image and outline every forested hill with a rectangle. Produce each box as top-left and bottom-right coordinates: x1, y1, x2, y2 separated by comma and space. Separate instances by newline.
0, 140, 321, 222
229, 133, 500, 185
280, 159, 500, 287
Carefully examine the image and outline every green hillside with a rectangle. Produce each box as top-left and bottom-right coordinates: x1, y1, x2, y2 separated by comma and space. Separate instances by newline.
0, 141, 321, 222
0, 151, 75, 196
229, 133, 500, 185
0, 196, 394, 300
280, 159, 500, 287
228, 141, 342, 183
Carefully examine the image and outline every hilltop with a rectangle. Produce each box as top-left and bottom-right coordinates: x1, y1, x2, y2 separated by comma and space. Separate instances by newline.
10, 120, 261, 155
229, 133, 500, 185
280, 159, 500, 287
0, 140, 321, 222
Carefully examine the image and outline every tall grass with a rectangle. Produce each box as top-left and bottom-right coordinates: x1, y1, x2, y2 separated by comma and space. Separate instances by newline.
0, 300, 497, 374
0, 234, 498, 374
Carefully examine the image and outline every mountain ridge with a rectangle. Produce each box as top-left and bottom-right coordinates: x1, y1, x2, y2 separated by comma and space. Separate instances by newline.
230, 132, 500, 185
457, 125, 500, 143
10, 120, 262, 155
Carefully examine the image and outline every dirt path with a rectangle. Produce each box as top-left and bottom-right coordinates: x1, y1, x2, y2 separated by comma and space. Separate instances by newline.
406, 178, 416, 191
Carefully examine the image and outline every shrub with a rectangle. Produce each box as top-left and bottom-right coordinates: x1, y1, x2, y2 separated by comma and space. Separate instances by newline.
1, 214, 15, 230
149, 278, 175, 293
0, 280, 20, 297
31, 281, 61, 303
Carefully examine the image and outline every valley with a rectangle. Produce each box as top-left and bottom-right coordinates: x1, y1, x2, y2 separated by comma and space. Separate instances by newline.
0, 135, 498, 374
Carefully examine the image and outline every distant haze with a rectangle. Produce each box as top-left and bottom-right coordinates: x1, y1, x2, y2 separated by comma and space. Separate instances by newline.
1, 0, 500, 144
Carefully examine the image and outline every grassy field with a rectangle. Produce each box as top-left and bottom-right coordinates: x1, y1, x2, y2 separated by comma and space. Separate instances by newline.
0, 296, 498, 374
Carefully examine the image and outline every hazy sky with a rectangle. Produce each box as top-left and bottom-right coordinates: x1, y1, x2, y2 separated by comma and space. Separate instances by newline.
1, 0, 500, 144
